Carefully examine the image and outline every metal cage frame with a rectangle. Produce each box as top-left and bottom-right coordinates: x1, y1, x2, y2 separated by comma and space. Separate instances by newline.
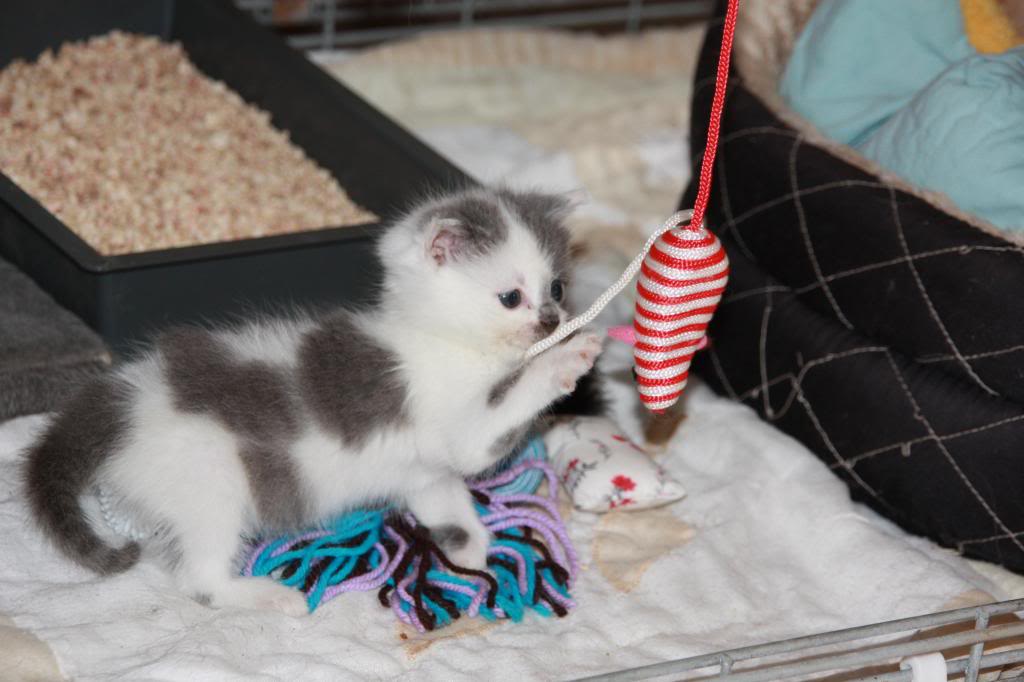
574, 599, 1024, 682
236, 0, 714, 49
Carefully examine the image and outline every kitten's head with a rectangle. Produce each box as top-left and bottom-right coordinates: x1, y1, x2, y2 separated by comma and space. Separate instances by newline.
378, 188, 575, 358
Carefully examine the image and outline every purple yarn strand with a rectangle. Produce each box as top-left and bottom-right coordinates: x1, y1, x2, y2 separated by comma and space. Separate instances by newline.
489, 491, 561, 521
395, 562, 424, 631
487, 517, 567, 574
243, 528, 331, 576
427, 577, 478, 599
272, 529, 331, 558
481, 459, 560, 503
542, 575, 576, 610
486, 510, 576, 580
471, 460, 536, 491
320, 542, 391, 600
466, 575, 492, 616
322, 526, 410, 602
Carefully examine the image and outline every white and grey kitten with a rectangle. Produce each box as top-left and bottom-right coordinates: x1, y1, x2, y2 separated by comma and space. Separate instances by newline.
23, 187, 602, 616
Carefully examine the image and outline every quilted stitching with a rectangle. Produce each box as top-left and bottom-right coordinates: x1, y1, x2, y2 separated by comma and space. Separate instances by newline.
686, 6, 1024, 573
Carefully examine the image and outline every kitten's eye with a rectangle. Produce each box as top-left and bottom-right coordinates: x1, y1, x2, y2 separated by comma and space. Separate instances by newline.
550, 279, 564, 302
498, 289, 522, 309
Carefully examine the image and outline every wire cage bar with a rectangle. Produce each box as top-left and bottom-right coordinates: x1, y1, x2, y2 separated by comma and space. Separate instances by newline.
572, 599, 1024, 682
235, 0, 714, 49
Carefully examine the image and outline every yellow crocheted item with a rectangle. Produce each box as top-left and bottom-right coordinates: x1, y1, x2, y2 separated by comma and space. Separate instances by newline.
960, 0, 1024, 53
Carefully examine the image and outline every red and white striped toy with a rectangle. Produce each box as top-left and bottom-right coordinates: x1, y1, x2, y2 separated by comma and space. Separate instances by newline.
632, 220, 728, 412
523, 210, 728, 414
526, 0, 738, 414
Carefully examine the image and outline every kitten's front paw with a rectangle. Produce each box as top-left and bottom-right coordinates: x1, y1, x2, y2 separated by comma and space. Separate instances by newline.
551, 332, 603, 395
448, 536, 490, 572
440, 521, 490, 572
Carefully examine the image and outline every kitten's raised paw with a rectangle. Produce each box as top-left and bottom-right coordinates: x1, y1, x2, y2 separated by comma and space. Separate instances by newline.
212, 578, 309, 617
552, 332, 603, 394
568, 332, 603, 365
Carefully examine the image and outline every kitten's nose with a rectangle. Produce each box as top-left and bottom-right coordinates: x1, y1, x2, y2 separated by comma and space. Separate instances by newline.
538, 305, 560, 334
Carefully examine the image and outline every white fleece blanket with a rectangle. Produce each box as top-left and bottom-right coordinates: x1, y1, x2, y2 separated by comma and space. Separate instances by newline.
1, 28, 1020, 682
0, 358, 1011, 681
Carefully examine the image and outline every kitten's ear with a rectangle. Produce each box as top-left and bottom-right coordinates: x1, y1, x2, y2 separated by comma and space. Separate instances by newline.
560, 188, 590, 212
538, 188, 588, 219
427, 217, 464, 266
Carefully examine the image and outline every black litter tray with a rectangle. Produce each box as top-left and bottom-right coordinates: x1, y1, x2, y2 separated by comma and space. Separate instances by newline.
0, 0, 470, 353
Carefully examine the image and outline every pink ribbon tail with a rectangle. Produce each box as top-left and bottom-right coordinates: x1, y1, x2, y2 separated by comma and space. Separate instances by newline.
610, 326, 709, 351
607, 326, 636, 346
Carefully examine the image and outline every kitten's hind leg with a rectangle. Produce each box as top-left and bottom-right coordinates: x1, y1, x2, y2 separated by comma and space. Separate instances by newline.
166, 496, 308, 616
407, 476, 490, 571
210, 577, 309, 617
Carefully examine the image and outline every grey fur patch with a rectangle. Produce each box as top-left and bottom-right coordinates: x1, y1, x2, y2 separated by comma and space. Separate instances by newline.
238, 444, 308, 529
193, 592, 212, 607
490, 424, 532, 459
417, 189, 573, 279
23, 376, 141, 575
297, 312, 408, 449
424, 192, 507, 259
431, 525, 469, 552
497, 189, 573, 278
161, 328, 298, 441
159, 535, 183, 572
487, 367, 524, 407
160, 327, 307, 529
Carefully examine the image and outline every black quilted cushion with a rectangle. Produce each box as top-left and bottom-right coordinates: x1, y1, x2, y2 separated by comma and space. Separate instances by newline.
684, 5, 1024, 573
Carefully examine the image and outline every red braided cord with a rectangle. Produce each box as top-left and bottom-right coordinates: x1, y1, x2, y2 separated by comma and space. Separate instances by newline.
688, 0, 740, 232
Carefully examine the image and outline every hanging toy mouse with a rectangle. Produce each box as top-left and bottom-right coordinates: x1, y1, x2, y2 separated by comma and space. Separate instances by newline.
631, 219, 728, 412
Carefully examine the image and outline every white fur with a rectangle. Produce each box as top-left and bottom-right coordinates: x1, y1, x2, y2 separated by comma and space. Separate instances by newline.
215, 316, 316, 367
91, 191, 601, 614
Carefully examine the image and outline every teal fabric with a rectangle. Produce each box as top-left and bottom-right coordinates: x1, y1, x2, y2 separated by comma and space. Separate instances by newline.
858, 49, 1024, 232
779, 0, 974, 147
780, 0, 1024, 233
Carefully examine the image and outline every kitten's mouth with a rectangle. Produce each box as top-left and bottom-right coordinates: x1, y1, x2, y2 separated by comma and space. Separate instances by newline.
532, 322, 560, 343
513, 322, 562, 351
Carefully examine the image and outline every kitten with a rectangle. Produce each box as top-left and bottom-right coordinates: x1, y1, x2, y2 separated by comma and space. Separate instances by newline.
23, 187, 602, 616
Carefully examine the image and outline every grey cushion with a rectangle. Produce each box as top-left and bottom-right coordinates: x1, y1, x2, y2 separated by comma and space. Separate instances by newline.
0, 257, 109, 420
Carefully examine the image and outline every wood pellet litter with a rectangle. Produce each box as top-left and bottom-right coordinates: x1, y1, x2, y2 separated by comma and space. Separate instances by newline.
0, 32, 376, 256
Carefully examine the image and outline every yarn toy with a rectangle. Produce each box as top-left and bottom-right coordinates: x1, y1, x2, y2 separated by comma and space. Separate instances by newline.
526, 0, 739, 414
243, 441, 577, 632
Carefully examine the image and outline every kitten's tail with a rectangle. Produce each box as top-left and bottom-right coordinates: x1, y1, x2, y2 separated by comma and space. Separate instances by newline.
23, 379, 141, 575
